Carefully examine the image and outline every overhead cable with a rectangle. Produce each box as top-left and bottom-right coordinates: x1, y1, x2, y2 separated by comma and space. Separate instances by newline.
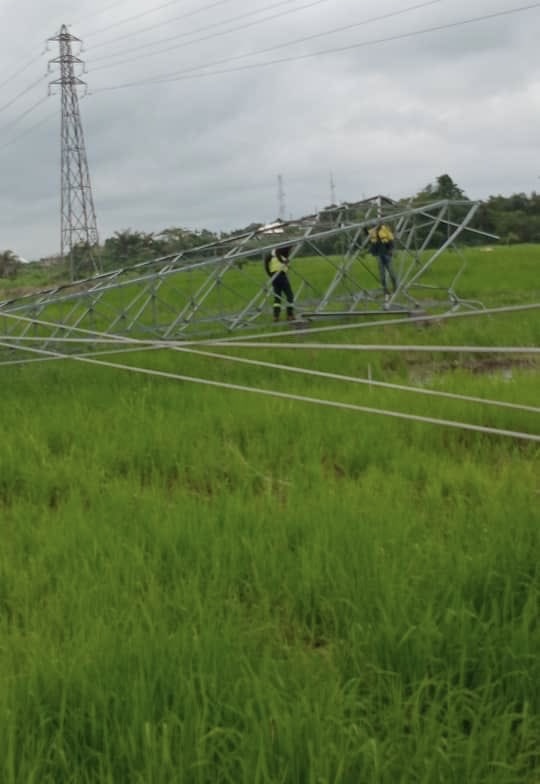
90, 2, 540, 92
74, 0, 134, 27
0, 108, 56, 153
219, 303, 540, 344
89, 0, 438, 72
0, 334, 538, 415
0, 337, 538, 443
0, 94, 50, 136
0, 53, 45, 91
164, 344, 540, 415
0, 74, 48, 115
84, 0, 236, 39
206, 341, 540, 354
89, 0, 326, 64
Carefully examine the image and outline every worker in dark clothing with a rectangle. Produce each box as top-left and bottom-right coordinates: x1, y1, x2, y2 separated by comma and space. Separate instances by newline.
265, 245, 295, 322
367, 223, 398, 301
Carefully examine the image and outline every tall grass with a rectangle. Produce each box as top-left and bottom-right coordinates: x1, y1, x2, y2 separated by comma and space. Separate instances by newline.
0, 249, 538, 782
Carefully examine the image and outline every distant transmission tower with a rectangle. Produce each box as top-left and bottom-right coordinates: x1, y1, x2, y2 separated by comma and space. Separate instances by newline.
329, 172, 336, 205
49, 25, 100, 280
277, 174, 286, 221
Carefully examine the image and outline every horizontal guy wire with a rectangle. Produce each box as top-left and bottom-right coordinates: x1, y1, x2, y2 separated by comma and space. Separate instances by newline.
90, 2, 540, 91
207, 342, 540, 354
1, 304, 539, 350
1, 301, 539, 351
0, 306, 538, 415
219, 303, 540, 344
1, 334, 538, 414
1, 334, 539, 355
0, 342, 163, 368
171, 345, 540, 415
0, 337, 538, 443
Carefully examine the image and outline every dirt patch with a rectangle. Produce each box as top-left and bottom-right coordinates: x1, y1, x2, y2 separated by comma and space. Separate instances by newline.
406, 356, 538, 383
464, 356, 538, 375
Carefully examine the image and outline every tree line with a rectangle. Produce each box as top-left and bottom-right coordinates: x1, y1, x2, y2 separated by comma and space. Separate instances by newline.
410, 174, 540, 246
1, 174, 539, 279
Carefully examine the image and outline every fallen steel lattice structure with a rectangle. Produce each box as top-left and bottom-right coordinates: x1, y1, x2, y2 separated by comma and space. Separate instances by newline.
0, 197, 496, 348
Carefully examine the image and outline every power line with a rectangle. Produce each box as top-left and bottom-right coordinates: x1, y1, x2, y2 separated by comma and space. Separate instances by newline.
0, 94, 50, 136
3, 304, 539, 353
0, 74, 48, 115
0, 53, 46, 91
1, 337, 537, 443
74, 0, 135, 27
173, 345, 540, 415
0, 334, 538, 415
90, 2, 540, 92
89, 0, 435, 72
207, 342, 540, 354
0, 108, 56, 153
88, 0, 319, 64
218, 303, 540, 345
84, 0, 236, 40
91, 0, 441, 82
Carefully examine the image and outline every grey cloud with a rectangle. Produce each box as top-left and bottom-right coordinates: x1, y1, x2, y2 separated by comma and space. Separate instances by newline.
1, 0, 539, 258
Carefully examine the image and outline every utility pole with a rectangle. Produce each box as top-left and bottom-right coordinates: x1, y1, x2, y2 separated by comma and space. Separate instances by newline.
277, 174, 286, 221
49, 25, 100, 280
329, 172, 336, 205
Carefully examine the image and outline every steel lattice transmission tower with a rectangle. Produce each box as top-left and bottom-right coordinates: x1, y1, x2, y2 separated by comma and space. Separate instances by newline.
49, 25, 100, 280
277, 174, 286, 221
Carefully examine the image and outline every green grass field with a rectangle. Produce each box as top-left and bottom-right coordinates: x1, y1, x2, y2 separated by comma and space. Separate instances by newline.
0, 245, 538, 782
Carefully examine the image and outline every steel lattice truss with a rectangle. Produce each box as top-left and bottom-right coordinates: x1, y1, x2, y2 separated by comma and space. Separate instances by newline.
49, 25, 101, 279
0, 197, 496, 351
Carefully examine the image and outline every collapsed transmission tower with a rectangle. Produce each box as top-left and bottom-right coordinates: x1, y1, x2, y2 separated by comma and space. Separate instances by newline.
49, 25, 100, 280
0, 196, 501, 349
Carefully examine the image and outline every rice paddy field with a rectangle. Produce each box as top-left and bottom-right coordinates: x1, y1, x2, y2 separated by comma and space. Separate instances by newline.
0, 244, 539, 782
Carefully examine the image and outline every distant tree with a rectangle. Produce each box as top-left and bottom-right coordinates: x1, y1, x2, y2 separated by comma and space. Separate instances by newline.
155, 228, 191, 253
475, 191, 540, 243
69, 241, 102, 278
103, 229, 156, 267
434, 173, 467, 200
154, 227, 218, 254
409, 174, 470, 246
414, 174, 468, 204
0, 250, 21, 279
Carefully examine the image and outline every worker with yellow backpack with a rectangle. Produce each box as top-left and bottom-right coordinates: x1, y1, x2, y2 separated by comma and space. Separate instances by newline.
367, 223, 398, 302
264, 245, 295, 322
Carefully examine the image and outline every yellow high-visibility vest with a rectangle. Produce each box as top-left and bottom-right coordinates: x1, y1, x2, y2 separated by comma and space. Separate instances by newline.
269, 251, 288, 274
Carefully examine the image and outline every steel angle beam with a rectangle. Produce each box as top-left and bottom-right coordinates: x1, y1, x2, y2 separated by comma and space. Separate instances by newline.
0, 199, 496, 352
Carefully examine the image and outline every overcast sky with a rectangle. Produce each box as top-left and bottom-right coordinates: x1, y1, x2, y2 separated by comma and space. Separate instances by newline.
1, 0, 539, 259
